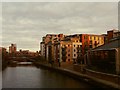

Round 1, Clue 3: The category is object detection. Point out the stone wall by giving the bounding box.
[85,69,120,84]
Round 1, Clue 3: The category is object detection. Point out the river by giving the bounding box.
[2,66,96,88]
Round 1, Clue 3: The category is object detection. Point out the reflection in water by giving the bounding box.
[3,66,93,88]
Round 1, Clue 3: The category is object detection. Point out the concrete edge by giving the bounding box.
[36,63,120,89]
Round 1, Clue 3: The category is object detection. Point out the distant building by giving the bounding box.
[0,47,7,54]
[16,49,39,57]
[9,44,17,53]
[0,47,8,61]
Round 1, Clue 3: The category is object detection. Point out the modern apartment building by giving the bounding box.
[41,34,65,63]
[60,40,72,62]
[40,33,105,64]
[89,34,104,49]
[40,41,45,57]
[45,34,57,62]
[71,37,82,63]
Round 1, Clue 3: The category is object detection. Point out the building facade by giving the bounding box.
[107,29,120,42]
[40,42,45,57]
[40,33,105,65]
[71,37,82,63]
[89,34,104,49]
[9,44,17,57]
[85,36,120,74]
[9,44,17,53]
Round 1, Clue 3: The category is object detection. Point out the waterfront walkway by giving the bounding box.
[61,62,120,89]
[35,61,120,89]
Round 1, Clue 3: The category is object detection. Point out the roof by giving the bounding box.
[107,29,119,33]
[40,42,45,44]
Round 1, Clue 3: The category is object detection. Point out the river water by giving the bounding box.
[2,66,95,88]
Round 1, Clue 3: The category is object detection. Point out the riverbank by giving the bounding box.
[33,61,120,89]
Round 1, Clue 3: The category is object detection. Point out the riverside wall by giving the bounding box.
[34,62,120,89]
[73,64,120,84]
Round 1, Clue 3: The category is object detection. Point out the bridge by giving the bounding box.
[8,56,35,67]
[17,62,34,66]
[8,56,35,62]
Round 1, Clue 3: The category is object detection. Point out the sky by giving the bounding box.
[2,2,118,51]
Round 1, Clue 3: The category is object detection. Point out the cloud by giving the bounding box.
[2,2,118,51]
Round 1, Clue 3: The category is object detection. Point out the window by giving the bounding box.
[84,36,86,39]
[68,49,70,52]
[90,36,92,40]
[68,59,70,61]
[68,54,70,56]
[68,44,70,47]
[74,45,76,47]
[80,38,82,42]
[98,41,99,44]
[98,37,99,40]
[74,54,76,57]
[90,45,92,48]
[99,37,101,40]
[84,35,88,39]
[74,49,76,52]
[90,40,92,44]
[84,42,88,46]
